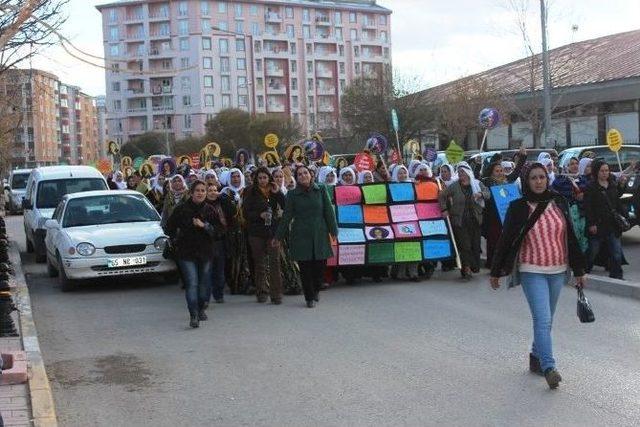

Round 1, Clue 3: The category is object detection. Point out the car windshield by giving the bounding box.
[11,173,29,189]
[63,194,160,228]
[36,178,107,209]
[589,148,640,172]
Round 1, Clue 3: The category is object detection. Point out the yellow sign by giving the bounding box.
[607,129,623,153]
[445,140,464,164]
[120,156,133,170]
[321,151,331,166]
[205,142,221,158]
[264,133,279,148]
[177,155,191,166]
[284,144,304,163]
[261,151,281,167]
[403,139,420,160]
[139,161,156,178]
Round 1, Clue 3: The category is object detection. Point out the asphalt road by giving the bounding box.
[589,226,640,282]
[5,215,640,427]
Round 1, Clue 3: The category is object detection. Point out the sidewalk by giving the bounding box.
[0,240,57,427]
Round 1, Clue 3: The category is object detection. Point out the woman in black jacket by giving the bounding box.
[242,167,286,304]
[204,183,233,304]
[490,163,586,390]
[583,160,625,279]
[165,180,221,328]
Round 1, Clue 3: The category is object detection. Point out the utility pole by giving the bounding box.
[540,0,552,148]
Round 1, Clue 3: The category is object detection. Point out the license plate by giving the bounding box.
[107,256,147,268]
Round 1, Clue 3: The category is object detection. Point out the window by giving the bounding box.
[178,1,188,15]
[286,25,294,38]
[237,58,246,70]
[203,56,213,69]
[183,95,191,106]
[237,76,247,88]
[335,28,343,41]
[354,46,359,57]
[235,3,242,17]
[201,1,210,15]
[219,21,228,31]
[238,95,248,107]
[384,47,389,58]
[257,95,264,108]
[291,60,297,72]
[219,38,228,53]
[339,62,345,74]
[178,20,189,35]
[221,76,230,91]
[303,25,310,38]
[202,37,212,50]
[222,94,231,108]
[350,29,358,40]
[235,21,243,33]
[355,63,360,73]
[179,38,189,50]
[256,77,263,89]
[250,4,258,16]
[109,26,119,41]
[255,59,262,71]
[202,19,211,32]
[302,8,310,22]
[339,79,345,90]
[292,96,298,108]
[339,45,344,56]
[285,7,293,18]
[181,76,191,90]
[109,44,119,56]
[161,59,172,69]
[307,78,313,91]
[349,12,357,23]
[291,78,298,90]
[290,42,296,54]
[184,114,192,128]
[251,22,260,36]
[218,2,226,13]
[335,11,342,23]
[181,57,189,68]
[380,31,387,42]
[308,96,314,108]
[109,9,118,22]
[113,100,121,111]
[306,43,312,54]
[204,75,214,88]
[253,40,261,52]
[235,39,245,51]
[306,61,313,73]
[221,57,230,72]
[111,82,120,91]
[379,14,387,25]
[204,94,214,106]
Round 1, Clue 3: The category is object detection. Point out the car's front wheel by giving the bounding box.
[46,253,58,278]
[57,253,76,292]
[25,229,34,253]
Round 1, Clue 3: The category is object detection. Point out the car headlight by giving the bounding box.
[76,242,96,256]
[154,237,168,251]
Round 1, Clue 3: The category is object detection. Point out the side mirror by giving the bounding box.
[44,219,59,229]
[22,199,32,210]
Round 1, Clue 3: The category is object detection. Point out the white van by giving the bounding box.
[23,166,108,262]
[4,168,31,214]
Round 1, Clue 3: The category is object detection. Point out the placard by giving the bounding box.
[337,205,363,225]
[335,185,362,206]
[337,227,366,244]
[362,184,388,204]
[368,242,396,264]
[394,242,423,262]
[392,222,422,239]
[490,183,522,224]
[423,239,452,260]
[363,205,390,224]
[415,181,439,201]
[390,204,418,223]
[415,203,442,220]
[339,244,366,265]
[389,183,415,202]
[419,220,448,236]
[365,225,395,241]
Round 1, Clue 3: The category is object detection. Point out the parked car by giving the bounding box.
[4,169,31,214]
[557,145,640,173]
[44,190,176,291]
[23,166,108,263]
[468,148,559,177]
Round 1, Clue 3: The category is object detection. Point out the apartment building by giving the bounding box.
[97,0,392,144]
[0,69,101,169]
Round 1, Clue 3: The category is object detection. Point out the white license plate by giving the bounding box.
[107,256,147,268]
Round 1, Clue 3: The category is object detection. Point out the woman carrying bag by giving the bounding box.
[490,163,587,390]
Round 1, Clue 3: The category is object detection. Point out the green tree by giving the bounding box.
[121,132,166,158]
[172,135,205,155]
[248,114,302,153]
[204,109,251,156]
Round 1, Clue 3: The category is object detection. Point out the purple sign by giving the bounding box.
[365,133,388,154]
[479,108,500,129]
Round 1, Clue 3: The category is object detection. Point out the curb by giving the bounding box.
[586,273,640,301]
[8,241,58,427]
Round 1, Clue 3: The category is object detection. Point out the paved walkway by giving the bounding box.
[0,311,32,426]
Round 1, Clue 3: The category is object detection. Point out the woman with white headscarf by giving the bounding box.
[221,168,245,202]
[413,163,434,183]
[338,167,357,185]
[357,170,374,184]
[391,164,412,183]
[390,164,419,281]
[113,171,127,190]
[438,164,457,187]
[540,158,556,185]
[161,175,190,227]
[317,166,337,186]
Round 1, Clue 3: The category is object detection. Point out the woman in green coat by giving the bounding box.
[275,165,338,308]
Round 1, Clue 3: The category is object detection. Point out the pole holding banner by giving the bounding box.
[391,108,403,163]
[436,178,462,270]
[478,108,500,152]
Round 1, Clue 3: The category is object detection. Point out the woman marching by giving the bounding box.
[204,183,233,304]
[242,167,286,304]
[439,162,490,280]
[165,180,223,328]
[275,165,338,308]
[490,163,586,389]
[390,165,420,281]
[161,175,189,227]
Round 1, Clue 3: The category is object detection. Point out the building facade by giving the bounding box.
[0,69,101,169]
[97,0,392,145]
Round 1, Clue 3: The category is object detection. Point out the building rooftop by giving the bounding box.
[416,29,640,102]
[96,0,391,13]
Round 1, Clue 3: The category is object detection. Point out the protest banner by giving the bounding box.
[490,183,522,223]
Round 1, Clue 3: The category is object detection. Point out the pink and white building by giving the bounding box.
[97,0,392,144]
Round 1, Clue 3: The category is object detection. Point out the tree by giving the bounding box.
[121,132,165,158]
[248,114,301,153]
[172,135,205,155]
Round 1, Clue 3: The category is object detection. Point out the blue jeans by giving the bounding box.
[520,272,565,372]
[588,233,623,279]
[177,258,212,316]
[210,241,226,302]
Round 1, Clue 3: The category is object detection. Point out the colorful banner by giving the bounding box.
[329,182,454,265]
[490,183,522,224]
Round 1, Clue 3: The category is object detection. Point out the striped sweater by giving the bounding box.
[518,201,568,274]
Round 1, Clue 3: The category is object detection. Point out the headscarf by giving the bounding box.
[414,163,433,179]
[317,166,337,186]
[222,168,245,201]
[501,161,515,175]
[438,164,457,187]
[540,158,556,185]
[114,171,127,190]
[391,165,411,182]
[521,162,554,203]
[408,160,422,178]
[204,169,218,182]
[457,161,484,207]
[169,175,188,204]
[338,167,356,185]
[357,170,374,184]
[151,176,164,194]
[537,152,552,163]
[578,158,593,176]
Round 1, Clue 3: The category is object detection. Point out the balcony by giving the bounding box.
[126,31,146,41]
[149,29,171,39]
[151,85,173,95]
[266,81,287,95]
[266,102,286,113]
[265,12,282,22]
[125,13,144,22]
[127,105,148,114]
[316,85,336,95]
[148,10,170,21]
[316,68,333,78]
[315,16,331,26]
[363,19,377,29]
[152,104,174,112]
[149,48,174,57]
[265,67,284,77]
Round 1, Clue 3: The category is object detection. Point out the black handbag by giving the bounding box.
[162,239,176,260]
[601,190,631,233]
[577,288,595,323]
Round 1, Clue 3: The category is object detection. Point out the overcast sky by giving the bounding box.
[31,0,640,96]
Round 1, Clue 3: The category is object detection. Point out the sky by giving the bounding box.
[31,0,640,97]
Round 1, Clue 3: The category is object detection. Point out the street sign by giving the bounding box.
[607,128,623,152]
[391,109,399,132]
[445,140,464,164]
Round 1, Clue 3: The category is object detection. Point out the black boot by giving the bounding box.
[189,314,199,328]
[544,368,562,389]
[306,300,315,308]
[198,309,208,321]
[529,353,543,376]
